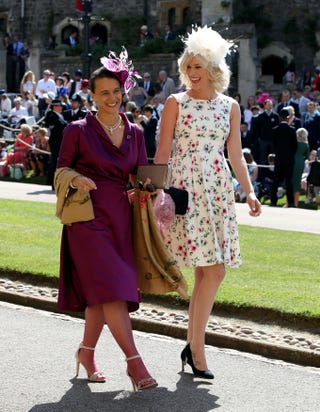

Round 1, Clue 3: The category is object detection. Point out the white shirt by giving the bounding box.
[1,97,12,116]
[9,106,28,124]
[36,78,57,98]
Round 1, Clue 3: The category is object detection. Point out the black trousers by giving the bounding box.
[270,160,294,206]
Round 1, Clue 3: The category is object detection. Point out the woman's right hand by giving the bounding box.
[71,175,97,193]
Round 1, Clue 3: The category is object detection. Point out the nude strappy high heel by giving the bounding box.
[126,355,158,393]
[75,343,106,382]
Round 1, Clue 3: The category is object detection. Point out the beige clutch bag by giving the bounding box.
[136,164,168,189]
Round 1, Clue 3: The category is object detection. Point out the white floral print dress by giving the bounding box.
[164,92,241,268]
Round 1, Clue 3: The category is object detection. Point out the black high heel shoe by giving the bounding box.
[181,343,214,379]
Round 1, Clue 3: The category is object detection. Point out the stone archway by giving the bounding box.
[261,55,286,84]
[259,42,293,84]
[90,23,108,45]
[52,18,82,44]
[52,18,110,47]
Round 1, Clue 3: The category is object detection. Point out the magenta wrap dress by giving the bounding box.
[57,112,148,312]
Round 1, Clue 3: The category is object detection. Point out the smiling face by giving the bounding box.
[185,56,210,91]
[91,76,122,117]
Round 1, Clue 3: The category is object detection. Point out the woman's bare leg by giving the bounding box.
[102,300,154,384]
[78,304,105,376]
[187,264,225,370]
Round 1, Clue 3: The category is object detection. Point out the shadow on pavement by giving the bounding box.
[28,373,220,412]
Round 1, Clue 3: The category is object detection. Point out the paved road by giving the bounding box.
[1,301,320,412]
[1,181,319,233]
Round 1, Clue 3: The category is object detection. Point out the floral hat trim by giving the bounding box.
[181,25,234,67]
[100,46,140,93]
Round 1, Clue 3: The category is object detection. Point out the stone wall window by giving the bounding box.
[61,25,79,46]
[262,56,286,84]
[168,8,176,28]
[90,23,108,45]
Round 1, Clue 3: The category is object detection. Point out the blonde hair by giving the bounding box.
[286,105,295,117]
[37,127,48,137]
[20,124,32,136]
[296,127,308,143]
[178,52,231,93]
[22,70,35,84]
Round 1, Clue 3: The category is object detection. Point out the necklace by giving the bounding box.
[96,114,122,135]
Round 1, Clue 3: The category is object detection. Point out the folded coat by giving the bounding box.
[54,167,95,225]
[133,189,188,299]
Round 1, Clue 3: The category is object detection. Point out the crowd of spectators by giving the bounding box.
[232,73,320,206]
[0,54,319,207]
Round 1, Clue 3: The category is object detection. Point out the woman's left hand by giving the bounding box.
[71,175,97,193]
[247,192,262,217]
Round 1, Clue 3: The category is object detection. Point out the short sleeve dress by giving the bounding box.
[164,92,241,268]
[57,112,148,312]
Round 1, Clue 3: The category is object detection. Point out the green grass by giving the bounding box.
[0,199,60,276]
[0,198,319,318]
[182,226,320,317]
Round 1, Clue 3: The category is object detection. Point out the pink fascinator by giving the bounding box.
[256,92,275,104]
[100,46,140,93]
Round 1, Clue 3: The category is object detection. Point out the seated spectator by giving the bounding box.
[7,97,28,128]
[6,124,33,170]
[0,139,9,176]
[234,148,259,201]
[0,139,7,161]
[306,154,320,203]
[258,153,275,201]
[29,127,50,177]
[23,90,39,118]
[301,149,317,192]
[0,92,12,118]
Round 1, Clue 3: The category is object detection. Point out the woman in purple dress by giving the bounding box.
[56,48,157,392]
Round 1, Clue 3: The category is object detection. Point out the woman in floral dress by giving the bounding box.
[154,26,261,379]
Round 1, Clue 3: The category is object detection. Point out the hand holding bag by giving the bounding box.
[136,164,168,189]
